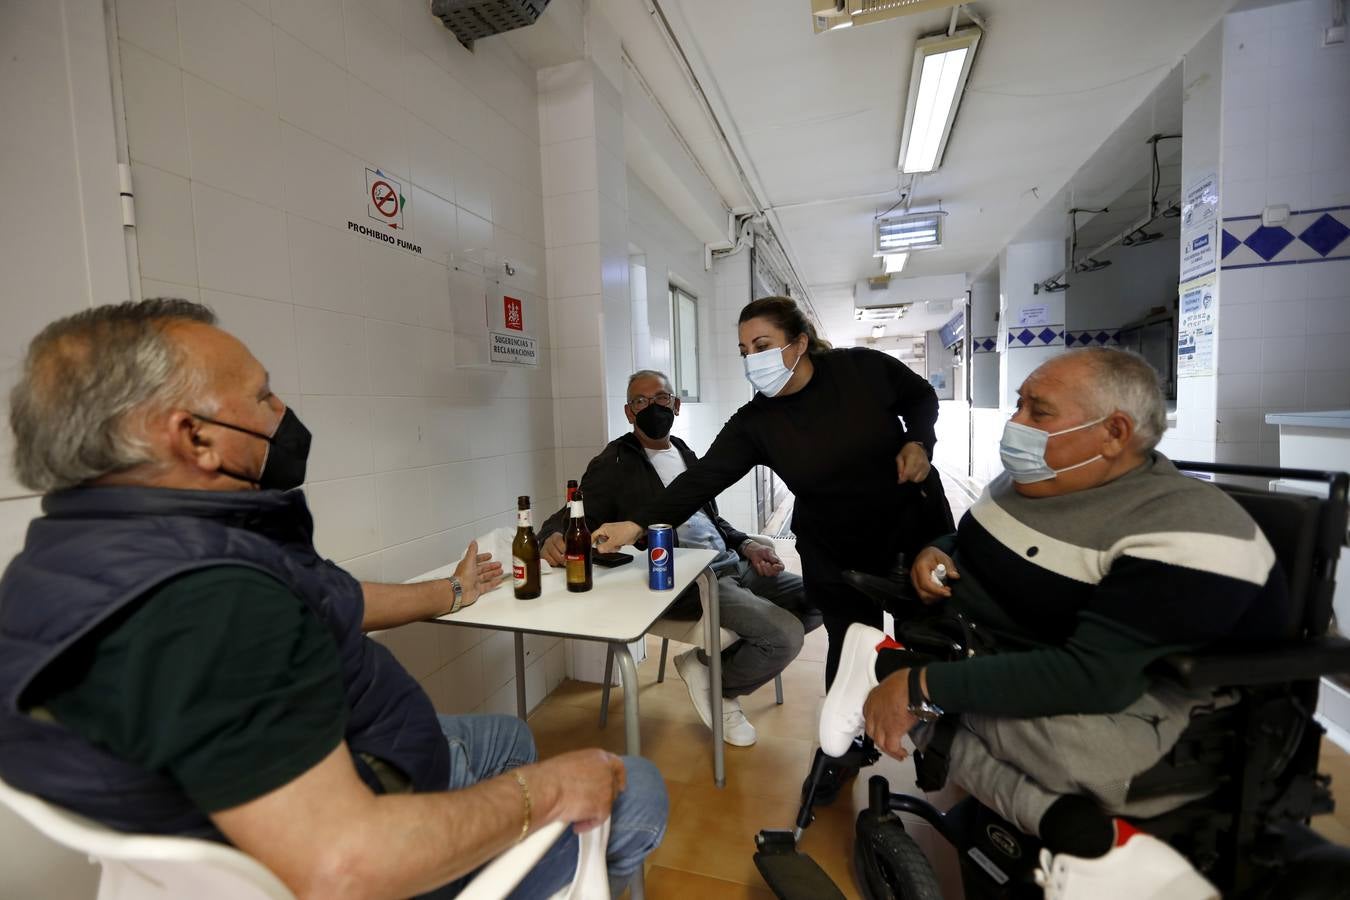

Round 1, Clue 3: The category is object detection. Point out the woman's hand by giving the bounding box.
[910,546,959,605]
[593,521,643,553]
[896,441,931,484]
[863,671,919,761]
[452,540,505,609]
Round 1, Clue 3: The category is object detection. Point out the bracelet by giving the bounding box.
[511,770,531,842]
[447,576,464,614]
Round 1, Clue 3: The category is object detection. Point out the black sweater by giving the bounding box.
[633,348,940,578]
[539,433,750,554]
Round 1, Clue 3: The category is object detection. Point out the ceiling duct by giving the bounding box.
[854,272,966,310]
[854,303,911,322]
[432,0,550,49]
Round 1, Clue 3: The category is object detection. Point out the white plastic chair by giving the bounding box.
[598,535,786,781]
[0,776,603,900]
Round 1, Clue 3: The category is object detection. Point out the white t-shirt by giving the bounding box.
[645,446,740,572]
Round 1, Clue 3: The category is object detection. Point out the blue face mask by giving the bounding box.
[999,415,1107,484]
[743,344,802,397]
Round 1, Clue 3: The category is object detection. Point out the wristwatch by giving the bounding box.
[907,667,944,722]
[447,576,464,614]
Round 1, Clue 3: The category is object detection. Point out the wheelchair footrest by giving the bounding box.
[754,829,846,900]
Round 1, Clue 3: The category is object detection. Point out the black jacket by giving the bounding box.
[540,432,751,555]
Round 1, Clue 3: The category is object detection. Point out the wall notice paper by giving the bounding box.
[1178,276,1217,378]
[1181,170,1218,231]
[489,331,538,366]
[1016,304,1051,327]
[1180,223,1218,282]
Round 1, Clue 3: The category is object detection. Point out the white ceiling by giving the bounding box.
[603,0,1237,342]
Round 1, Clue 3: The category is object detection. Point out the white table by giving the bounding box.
[409,548,721,769]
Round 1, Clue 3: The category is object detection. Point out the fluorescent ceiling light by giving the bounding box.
[883,252,908,274]
[899,28,982,174]
[874,211,946,255]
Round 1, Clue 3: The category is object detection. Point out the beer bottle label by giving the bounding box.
[513,557,527,586]
[565,554,586,581]
[517,509,531,528]
[569,499,585,518]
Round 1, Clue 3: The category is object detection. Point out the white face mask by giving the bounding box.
[742,344,801,397]
[999,415,1108,484]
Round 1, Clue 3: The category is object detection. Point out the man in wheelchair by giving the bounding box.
[817,348,1294,899]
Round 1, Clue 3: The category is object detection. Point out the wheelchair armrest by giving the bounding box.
[1153,635,1350,689]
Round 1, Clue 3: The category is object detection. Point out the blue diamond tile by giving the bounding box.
[1221,229,1242,259]
[1299,213,1350,257]
[1065,332,1078,347]
[1244,225,1295,261]
[1015,328,1035,345]
[982,338,996,352]
[1038,328,1057,344]
[1094,331,1110,345]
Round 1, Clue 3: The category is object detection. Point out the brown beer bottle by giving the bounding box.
[566,479,578,503]
[512,495,541,599]
[565,488,593,593]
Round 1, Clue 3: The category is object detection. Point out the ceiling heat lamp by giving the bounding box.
[874,210,946,256]
[812,1,969,35]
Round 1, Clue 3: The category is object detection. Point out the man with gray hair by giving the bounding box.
[819,348,1288,899]
[0,299,668,898]
[538,368,818,747]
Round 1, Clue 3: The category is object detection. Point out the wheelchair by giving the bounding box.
[754,462,1350,899]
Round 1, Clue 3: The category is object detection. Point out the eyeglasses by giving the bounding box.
[627,392,674,411]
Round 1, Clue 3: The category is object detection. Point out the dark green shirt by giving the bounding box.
[37,566,347,813]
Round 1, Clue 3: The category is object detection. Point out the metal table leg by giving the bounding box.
[703,569,725,788]
[611,642,641,756]
[609,641,644,898]
[514,632,527,719]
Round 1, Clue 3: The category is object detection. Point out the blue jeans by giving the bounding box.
[429,714,668,898]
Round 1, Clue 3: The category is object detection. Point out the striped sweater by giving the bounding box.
[924,453,1289,717]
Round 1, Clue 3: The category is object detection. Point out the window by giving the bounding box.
[670,285,700,402]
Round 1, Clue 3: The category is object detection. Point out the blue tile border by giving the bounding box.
[1006,326,1064,349]
[1064,329,1121,348]
[1221,204,1349,270]
[971,335,998,354]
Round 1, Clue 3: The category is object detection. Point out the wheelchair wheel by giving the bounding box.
[853,811,944,900]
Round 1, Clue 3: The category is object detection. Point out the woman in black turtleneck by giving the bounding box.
[594,296,942,688]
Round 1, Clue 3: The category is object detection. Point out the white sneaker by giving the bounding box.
[674,649,758,746]
[818,623,884,757]
[1034,833,1219,900]
[721,697,758,747]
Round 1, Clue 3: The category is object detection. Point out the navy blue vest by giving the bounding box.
[0,486,449,839]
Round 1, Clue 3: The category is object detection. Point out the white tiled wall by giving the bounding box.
[1214,0,1350,467]
[109,0,564,714]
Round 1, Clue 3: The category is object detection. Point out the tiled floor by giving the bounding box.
[528,526,1350,897]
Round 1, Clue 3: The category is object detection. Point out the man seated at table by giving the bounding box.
[0,299,667,899]
[818,348,1288,900]
[540,370,819,747]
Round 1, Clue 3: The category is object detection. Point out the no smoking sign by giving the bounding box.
[365,167,405,231]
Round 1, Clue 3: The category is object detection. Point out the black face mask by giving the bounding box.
[635,403,675,440]
[194,407,312,491]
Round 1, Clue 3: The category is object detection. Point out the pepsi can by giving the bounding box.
[647,525,675,590]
